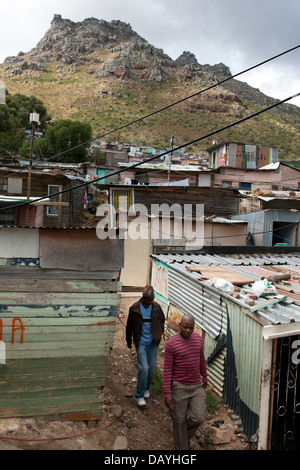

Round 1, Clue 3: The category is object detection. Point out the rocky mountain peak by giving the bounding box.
[175,51,200,67]
[2,14,233,84]
[1,14,299,137]
[3,15,141,72]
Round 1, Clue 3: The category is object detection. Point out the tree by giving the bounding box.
[5,93,50,132]
[42,119,92,162]
[0,92,51,155]
[19,119,93,162]
[90,148,107,165]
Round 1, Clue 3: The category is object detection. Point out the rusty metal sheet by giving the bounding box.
[40,229,124,271]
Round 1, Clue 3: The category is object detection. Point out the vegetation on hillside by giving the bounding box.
[0,91,92,162]
[1,67,300,160]
[0,92,50,155]
[19,118,92,162]
[1,15,299,160]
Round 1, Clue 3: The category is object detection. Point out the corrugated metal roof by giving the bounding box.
[205,217,247,224]
[151,252,300,327]
[168,267,222,338]
[152,252,300,267]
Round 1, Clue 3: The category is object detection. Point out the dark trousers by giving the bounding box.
[170,380,207,450]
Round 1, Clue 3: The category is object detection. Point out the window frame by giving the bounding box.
[47,184,61,217]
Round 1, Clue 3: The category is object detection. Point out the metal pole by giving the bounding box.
[168,136,175,183]
[25,112,39,225]
[25,122,34,225]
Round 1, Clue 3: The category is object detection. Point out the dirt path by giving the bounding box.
[0,294,250,451]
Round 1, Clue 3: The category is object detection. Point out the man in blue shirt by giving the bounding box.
[126,286,165,406]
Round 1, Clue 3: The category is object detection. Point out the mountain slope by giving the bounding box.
[1,14,299,159]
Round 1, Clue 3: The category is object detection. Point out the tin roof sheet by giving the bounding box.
[151,252,300,326]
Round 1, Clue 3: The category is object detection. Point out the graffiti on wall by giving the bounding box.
[151,261,168,299]
[0,318,25,345]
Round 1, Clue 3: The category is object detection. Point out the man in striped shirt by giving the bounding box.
[163,314,207,450]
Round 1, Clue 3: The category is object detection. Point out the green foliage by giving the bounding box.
[151,367,163,395]
[0,91,51,155]
[5,92,51,131]
[90,148,107,165]
[206,389,221,413]
[43,119,92,162]
[20,118,93,163]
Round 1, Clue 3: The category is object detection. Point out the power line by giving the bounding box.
[0,41,298,192]
[6,43,300,170]
[0,91,299,212]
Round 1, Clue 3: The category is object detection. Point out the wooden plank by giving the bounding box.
[5,337,114,351]
[2,331,115,344]
[0,376,107,393]
[0,279,122,293]
[0,359,108,378]
[0,267,120,280]
[30,201,69,206]
[0,400,104,419]
[0,388,104,416]
[0,383,104,401]
[0,265,122,419]
[0,356,109,376]
[1,324,116,341]
[250,296,287,312]
[0,309,118,320]
[0,322,116,333]
[186,265,255,286]
[0,292,120,306]
[4,346,112,360]
[0,355,109,418]
[0,366,109,386]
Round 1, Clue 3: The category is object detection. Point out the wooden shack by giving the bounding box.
[0,168,85,228]
[0,227,123,420]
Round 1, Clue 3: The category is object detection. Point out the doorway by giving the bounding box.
[272,221,297,246]
[269,336,300,449]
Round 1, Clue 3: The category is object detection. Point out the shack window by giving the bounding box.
[7,178,22,194]
[0,177,8,191]
[111,188,134,212]
[0,204,17,225]
[240,182,252,190]
[47,185,61,216]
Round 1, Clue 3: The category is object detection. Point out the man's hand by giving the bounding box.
[164,396,174,410]
[202,380,208,390]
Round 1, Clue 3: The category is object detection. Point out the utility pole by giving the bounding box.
[25,112,39,226]
[168,136,175,183]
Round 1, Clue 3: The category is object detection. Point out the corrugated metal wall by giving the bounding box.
[223,300,263,438]
[168,267,222,339]
[204,301,227,396]
[166,264,264,438]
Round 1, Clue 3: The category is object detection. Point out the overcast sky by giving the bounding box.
[1,0,300,106]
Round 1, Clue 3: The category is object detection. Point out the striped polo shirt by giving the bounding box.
[163,331,207,397]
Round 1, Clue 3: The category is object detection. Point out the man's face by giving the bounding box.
[179,316,194,339]
[142,291,154,307]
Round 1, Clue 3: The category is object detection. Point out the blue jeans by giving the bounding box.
[135,341,158,398]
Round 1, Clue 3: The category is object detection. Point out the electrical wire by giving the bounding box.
[3,43,300,173]
[0,43,299,189]
[117,209,300,245]
[0,91,299,212]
